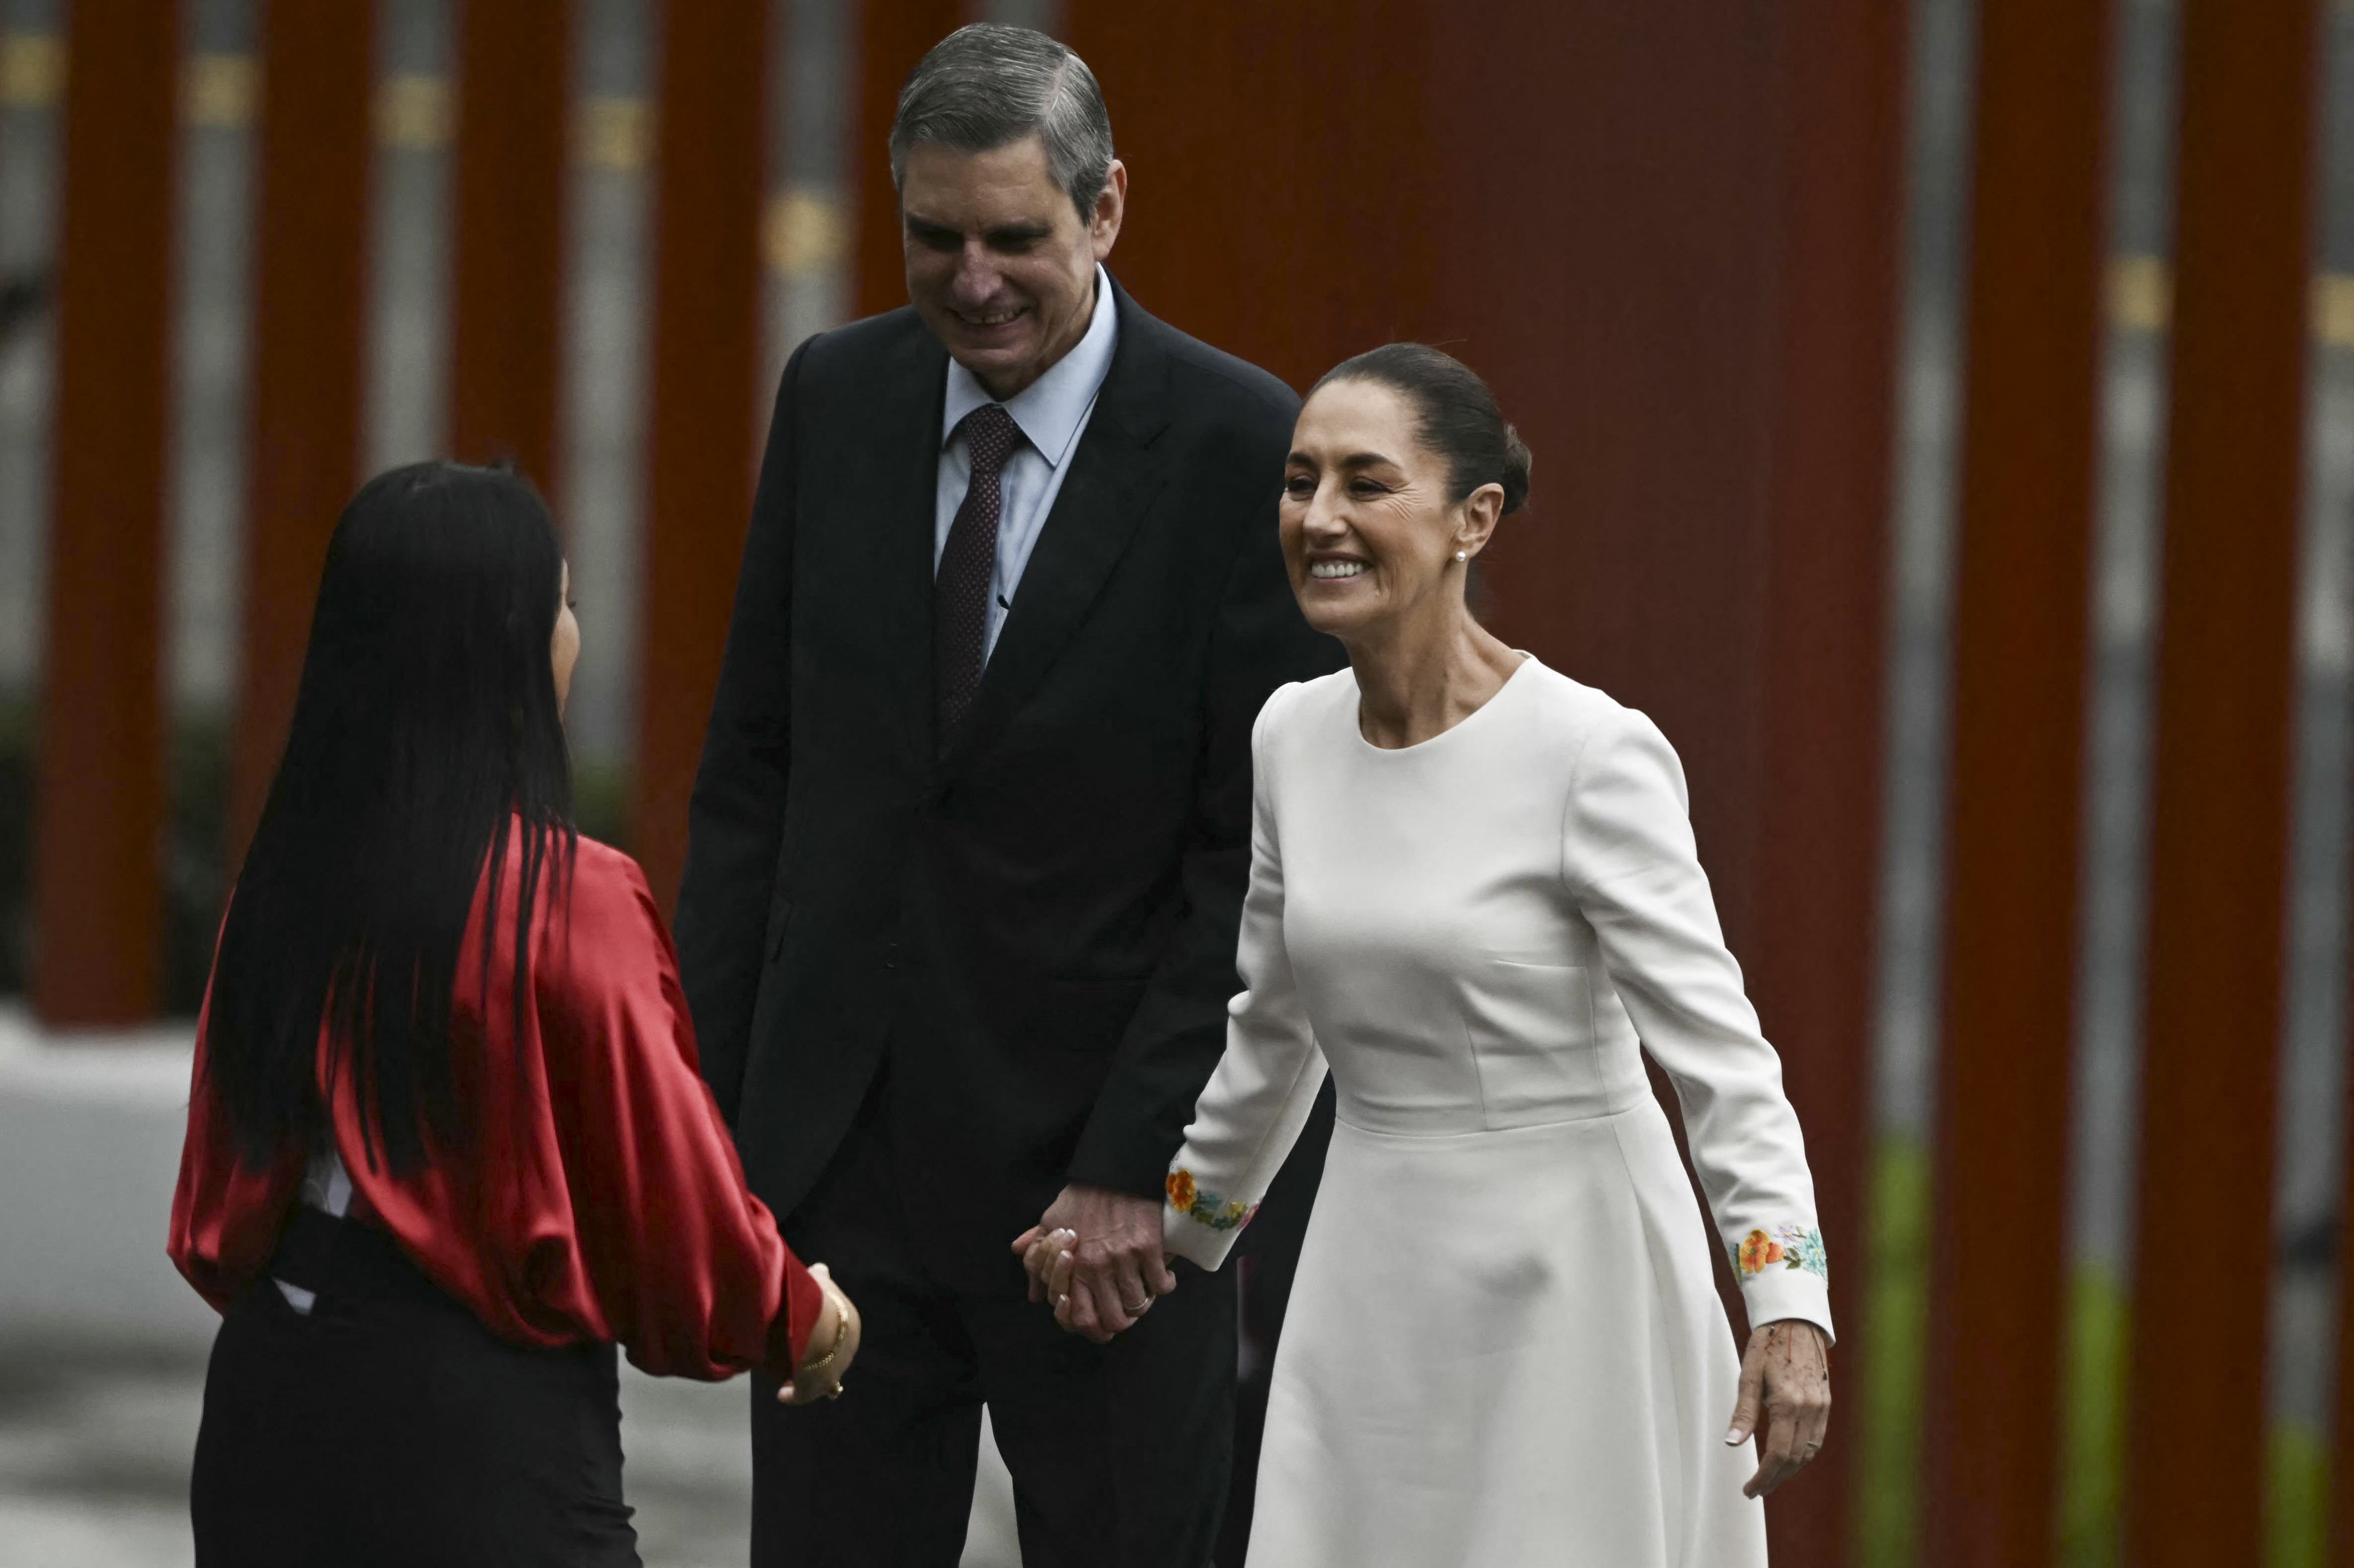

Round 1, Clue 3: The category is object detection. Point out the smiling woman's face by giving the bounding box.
[1281,378,1474,645]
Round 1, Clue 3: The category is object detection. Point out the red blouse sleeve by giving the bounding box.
[533,843,826,1378]
[167,985,306,1316]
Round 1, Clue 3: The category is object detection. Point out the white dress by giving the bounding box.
[1162,659,1834,1568]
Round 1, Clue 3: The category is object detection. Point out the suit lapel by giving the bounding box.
[943,282,1173,768]
[848,325,950,767]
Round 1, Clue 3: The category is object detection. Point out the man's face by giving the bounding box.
[900,135,1125,401]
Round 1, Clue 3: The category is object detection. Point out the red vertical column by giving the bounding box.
[1067,0,1435,391]
[233,0,377,861]
[449,0,573,494]
[1423,2,1786,914]
[32,0,183,1025]
[1061,2,1301,375]
[1919,3,2115,1565]
[850,0,963,322]
[632,0,771,913]
[2119,2,2321,1562]
[1743,7,1910,1561]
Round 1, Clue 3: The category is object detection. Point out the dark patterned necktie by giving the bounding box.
[934,403,1021,742]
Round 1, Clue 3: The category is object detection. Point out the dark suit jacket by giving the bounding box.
[675,276,1339,1292]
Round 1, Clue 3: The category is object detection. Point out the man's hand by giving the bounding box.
[1007,1184,1175,1344]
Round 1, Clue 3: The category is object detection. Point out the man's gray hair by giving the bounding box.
[889,25,1116,221]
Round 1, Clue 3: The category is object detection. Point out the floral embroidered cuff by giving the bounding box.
[1166,1168,1257,1233]
[1731,1225,1829,1286]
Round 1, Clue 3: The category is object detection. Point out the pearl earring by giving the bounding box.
[1454,550,1468,562]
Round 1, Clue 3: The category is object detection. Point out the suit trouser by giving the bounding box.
[751,1079,1236,1568]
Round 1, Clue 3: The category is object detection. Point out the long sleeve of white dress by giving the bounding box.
[1561,703,1833,1338]
[1161,690,1327,1271]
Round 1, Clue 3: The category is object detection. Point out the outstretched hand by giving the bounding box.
[1725,1318,1831,1498]
[776,1262,862,1406]
[1009,1184,1175,1344]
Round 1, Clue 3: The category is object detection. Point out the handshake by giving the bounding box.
[1008,1183,1179,1344]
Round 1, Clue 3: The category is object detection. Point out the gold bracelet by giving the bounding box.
[799,1292,850,1375]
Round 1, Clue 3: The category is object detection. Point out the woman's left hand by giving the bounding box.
[1725,1318,1831,1499]
[1014,1226,1079,1303]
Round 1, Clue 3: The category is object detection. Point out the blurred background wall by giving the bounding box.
[0,1,2351,1566]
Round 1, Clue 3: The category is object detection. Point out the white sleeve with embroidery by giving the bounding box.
[1161,696,1328,1272]
[1561,703,1835,1340]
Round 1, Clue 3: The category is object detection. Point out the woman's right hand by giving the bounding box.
[777,1262,861,1405]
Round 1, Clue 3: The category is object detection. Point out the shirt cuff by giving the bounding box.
[1729,1224,1835,1344]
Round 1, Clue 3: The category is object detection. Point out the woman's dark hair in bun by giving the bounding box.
[1310,343,1533,516]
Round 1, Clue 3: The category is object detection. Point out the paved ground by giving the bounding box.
[0,1341,207,1568]
[0,1336,1021,1568]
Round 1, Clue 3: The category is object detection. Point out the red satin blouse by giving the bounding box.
[168,830,824,1380]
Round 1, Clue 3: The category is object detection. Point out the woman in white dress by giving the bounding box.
[1035,343,1833,1564]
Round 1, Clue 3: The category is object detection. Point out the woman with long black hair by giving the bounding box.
[169,462,857,1566]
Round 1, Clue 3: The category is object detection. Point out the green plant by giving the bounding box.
[1857,1135,1931,1568]
[1853,1136,2333,1567]
[2057,1267,2129,1567]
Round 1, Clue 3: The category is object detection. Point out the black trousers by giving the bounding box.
[752,1080,1236,1568]
[190,1213,639,1568]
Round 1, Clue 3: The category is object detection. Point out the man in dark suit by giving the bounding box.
[674,23,1337,1567]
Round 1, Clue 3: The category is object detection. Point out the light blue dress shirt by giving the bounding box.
[935,263,1120,663]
